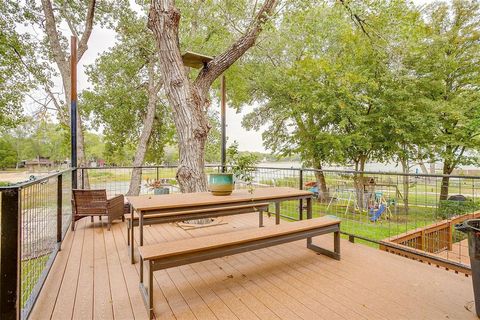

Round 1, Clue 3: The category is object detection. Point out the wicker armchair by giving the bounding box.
[72,189,125,231]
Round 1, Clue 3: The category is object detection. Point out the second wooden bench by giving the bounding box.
[138,216,341,319]
[127,202,270,263]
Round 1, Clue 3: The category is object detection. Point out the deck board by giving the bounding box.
[73,219,95,320]
[49,219,86,320]
[31,213,477,320]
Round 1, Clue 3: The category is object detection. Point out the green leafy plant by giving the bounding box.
[438,199,480,220]
[226,142,259,193]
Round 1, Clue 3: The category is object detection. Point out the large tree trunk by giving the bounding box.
[354,155,367,211]
[127,62,161,196]
[312,162,329,202]
[400,157,409,214]
[440,161,453,201]
[148,5,209,192]
[148,0,277,193]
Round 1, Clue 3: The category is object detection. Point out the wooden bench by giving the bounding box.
[127,202,270,254]
[138,217,340,319]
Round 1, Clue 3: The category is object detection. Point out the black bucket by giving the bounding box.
[456,219,480,317]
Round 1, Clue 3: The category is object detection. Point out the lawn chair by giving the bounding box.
[72,189,125,231]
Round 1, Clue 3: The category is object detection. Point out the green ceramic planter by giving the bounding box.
[208,173,234,196]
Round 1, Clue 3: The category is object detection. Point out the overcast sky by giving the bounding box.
[36,0,434,153]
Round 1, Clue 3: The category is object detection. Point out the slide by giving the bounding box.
[370,204,386,222]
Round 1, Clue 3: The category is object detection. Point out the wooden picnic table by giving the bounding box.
[126,186,313,263]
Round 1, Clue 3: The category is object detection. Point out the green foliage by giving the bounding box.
[438,200,480,220]
[0,1,37,128]
[407,1,480,173]
[226,142,259,192]
[0,118,105,165]
[83,10,175,166]
[0,138,17,169]
[243,2,421,170]
[205,111,222,164]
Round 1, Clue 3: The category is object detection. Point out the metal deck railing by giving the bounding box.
[1,165,479,318]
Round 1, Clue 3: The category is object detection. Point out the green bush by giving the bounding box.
[438,199,480,219]
[0,181,10,186]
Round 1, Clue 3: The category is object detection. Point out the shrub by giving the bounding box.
[438,199,480,219]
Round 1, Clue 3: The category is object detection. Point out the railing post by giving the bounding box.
[0,188,21,320]
[447,221,453,251]
[156,167,159,181]
[81,168,84,189]
[57,175,63,248]
[299,169,303,220]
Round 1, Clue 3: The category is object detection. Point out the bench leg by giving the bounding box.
[130,218,135,264]
[275,202,280,225]
[127,220,130,246]
[259,210,264,227]
[139,259,154,319]
[307,231,341,260]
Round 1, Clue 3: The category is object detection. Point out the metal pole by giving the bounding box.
[0,188,21,320]
[299,169,304,220]
[70,36,78,189]
[220,75,226,173]
[57,175,63,247]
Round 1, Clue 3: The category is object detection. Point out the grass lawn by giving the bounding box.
[21,253,51,307]
[271,200,440,248]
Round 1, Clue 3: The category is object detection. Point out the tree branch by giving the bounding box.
[41,0,68,71]
[77,0,96,62]
[194,0,278,92]
[62,2,79,37]
[338,0,371,38]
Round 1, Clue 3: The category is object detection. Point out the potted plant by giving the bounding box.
[209,142,259,195]
[145,178,171,195]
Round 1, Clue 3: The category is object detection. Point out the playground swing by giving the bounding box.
[368,191,393,222]
[326,188,362,216]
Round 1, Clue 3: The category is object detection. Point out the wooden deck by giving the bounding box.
[436,239,470,266]
[31,213,476,320]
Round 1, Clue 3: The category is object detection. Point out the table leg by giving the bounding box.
[130,209,135,264]
[259,209,264,227]
[299,198,303,220]
[139,211,144,248]
[275,202,280,225]
[307,197,313,246]
[307,197,312,219]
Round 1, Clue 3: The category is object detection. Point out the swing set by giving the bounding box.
[323,177,402,222]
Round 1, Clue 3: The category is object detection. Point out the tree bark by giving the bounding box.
[127,62,162,196]
[400,157,409,213]
[440,161,453,201]
[312,162,329,202]
[148,0,278,193]
[354,155,367,211]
